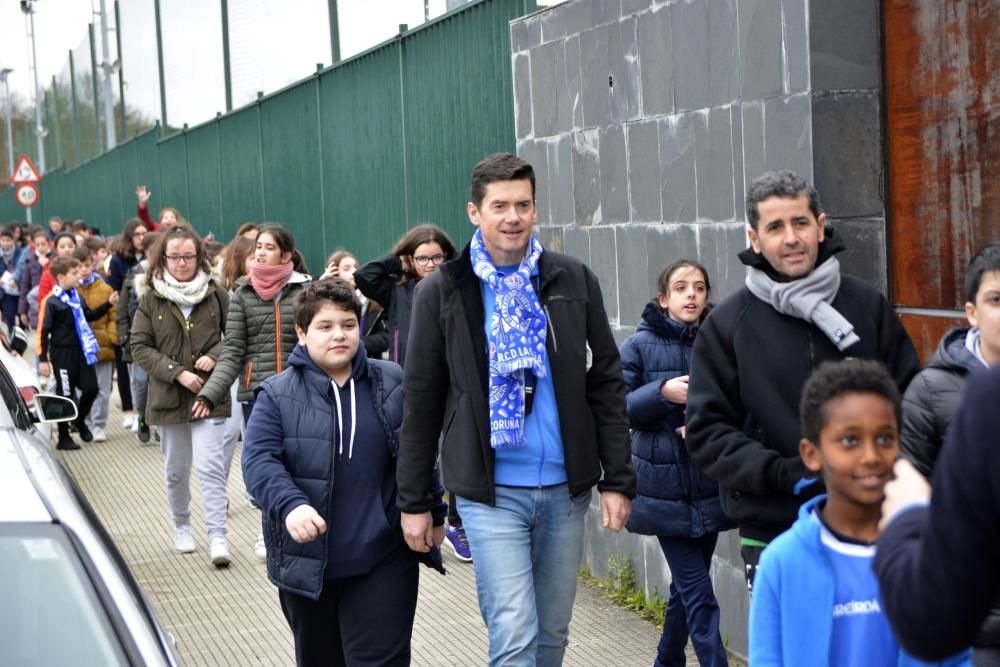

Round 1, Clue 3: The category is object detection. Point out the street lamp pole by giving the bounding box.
[21,0,46,174]
[1,69,14,183]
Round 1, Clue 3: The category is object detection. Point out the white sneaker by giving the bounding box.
[174,525,196,553]
[122,414,136,430]
[91,426,108,442]
[210,536,232,567]
[254,532,267,561]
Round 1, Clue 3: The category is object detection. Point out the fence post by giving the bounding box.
[89,22,102,154]
[397,25,410,226]
[153,0,168,130]
[328,0,341,64]
[221,0,233,112]
[114,1,127,138]
[69,49,81,167]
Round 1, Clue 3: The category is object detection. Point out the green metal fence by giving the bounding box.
[1,0,533,272]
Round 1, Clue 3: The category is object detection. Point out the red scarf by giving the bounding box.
[250,261,294,301]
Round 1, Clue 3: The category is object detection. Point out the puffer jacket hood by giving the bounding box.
[637,301,700,342]
[738,225,847,282]
[928,327,982,375]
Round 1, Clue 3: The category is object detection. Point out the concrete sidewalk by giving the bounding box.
[60,398,673,666]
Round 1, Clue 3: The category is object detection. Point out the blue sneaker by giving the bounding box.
[444,523,473,562]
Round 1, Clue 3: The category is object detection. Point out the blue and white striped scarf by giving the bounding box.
[52,285,100,366]
[470,230,547,449]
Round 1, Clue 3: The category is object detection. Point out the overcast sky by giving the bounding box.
[0,0,476,127]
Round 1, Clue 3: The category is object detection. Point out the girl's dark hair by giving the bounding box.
[148,226,212,281]
[236,222,259,237]
[965,242,1000,303]
[53,232,78,250]
[655,259,711,298]
[221,236,255,290]
[391,223,456,283]
[294,277,361,332]
[326,249,355,270]
[113,218,147,259]
[256,223,309,274]
[9,223,25,246]
[799,359,901,445]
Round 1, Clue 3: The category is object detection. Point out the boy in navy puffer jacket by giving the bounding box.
[620,260,733,667]
[242,278,446,667]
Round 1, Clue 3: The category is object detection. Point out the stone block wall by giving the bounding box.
[511,0,886,657]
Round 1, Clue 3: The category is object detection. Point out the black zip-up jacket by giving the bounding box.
[396,242,635,513]
[40,290,112,360]
[685,229,921,542]
[355,254,417,366]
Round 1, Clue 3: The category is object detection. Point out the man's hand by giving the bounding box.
[401,511,434,553]
[136,185,152,209]
[601,491,631,532]
[432,524,445,548]
[194,355,216,372]
[285,504,327,544]
[661,375,689,404]
[38,361,50,378]
[191,399,211,420]
[879,459,931,533]
[176,370,205,394]
[108,291,119,306]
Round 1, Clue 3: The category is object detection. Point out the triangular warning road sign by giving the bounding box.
[11,155,41,184]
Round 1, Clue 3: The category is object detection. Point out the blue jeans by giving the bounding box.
[457,484,590,667]
[655,533,728,667]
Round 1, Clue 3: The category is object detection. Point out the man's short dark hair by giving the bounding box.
[49,256,81,280]
[0,227,12,240]
[746,170,822,230]
[965,242,1000,303]
[294,277,362,332]
[469,152,535,208]
[799,359,901,444]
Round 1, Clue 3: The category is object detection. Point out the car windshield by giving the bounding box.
[0,525,128,666]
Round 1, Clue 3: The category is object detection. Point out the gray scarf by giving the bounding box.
[745,257,860,351]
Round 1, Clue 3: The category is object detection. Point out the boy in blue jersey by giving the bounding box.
[749,359,970,666]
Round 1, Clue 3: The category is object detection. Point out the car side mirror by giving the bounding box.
[33,394,79,423]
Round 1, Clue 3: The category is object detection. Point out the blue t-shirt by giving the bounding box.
[481,264,567,488]
[818,513,898,666]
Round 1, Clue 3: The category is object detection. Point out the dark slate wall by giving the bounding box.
[511,0,885,657]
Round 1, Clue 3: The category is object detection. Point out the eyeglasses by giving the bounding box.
[165,254,198,264]
[413,253,446,267]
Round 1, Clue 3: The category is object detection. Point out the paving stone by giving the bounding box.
[809,0,880,91]
[588,225,620,323]
[627,119,662,223]
[616,224,652,321]
[513,52,533,140]
[739,0,783,99]
[670,0,711,111]
[572,129,602,226]
[548,134,576,225]
[599,124,630,224]
[763,93,813,180]
[659,113,698,224]
[812,92,883,219]
[580,24,612,128]
[637,5,674,117]
[694,106,736,222]
[706,0,740,106]
[781,0,809,93]
[608,16,641,122]
[829,217,888,295]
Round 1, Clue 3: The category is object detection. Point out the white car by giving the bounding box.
[0,320,50,441]
[0,358,182,666]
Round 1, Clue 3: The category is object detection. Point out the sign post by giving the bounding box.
[10,154,41,224]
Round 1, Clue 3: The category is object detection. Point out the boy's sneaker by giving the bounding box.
[137,419,151,443]
[77,423,94,443]
[122,414,136,430]
[210,537,232,567]
[174,525,196,553]
[56,437,81,451]
[444,523,473,562]
[91,426,108,442]
[254,532,267,561]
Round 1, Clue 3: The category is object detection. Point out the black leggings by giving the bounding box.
[114,345,133,412]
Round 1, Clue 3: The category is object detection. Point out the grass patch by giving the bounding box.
[579,553,666,627]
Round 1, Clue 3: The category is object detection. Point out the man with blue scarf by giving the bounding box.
[38,256,117,450]
[398,152,636,666]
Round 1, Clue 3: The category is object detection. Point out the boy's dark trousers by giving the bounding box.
[1,293,18,331]
[49,345,99,440]
[278,545,418,667]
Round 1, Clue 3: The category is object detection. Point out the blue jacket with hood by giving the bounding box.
[750,495,970,666]
[242,343,446,600]
[619,301,732,537]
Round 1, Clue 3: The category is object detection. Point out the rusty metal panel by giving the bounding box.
[884,0,1000,311]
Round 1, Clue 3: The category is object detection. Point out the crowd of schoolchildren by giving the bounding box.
[5,163,998,667]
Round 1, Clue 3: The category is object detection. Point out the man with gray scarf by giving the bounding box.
[685,170,921,591]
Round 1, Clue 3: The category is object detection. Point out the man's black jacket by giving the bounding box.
[685,230,921,542]
[396,242,635,513]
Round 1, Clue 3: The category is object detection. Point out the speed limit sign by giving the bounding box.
[15,183,39,208]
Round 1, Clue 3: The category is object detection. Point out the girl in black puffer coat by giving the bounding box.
[619,260,732,667]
